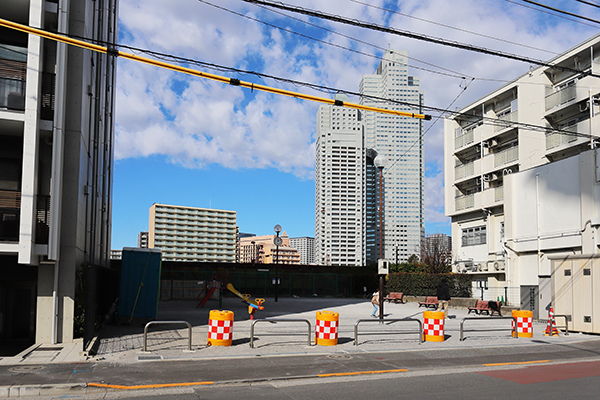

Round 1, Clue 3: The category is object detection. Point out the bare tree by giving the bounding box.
[420,234,452,274]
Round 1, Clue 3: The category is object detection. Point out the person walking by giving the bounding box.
[436,280,451,318]
[371,290,380,317]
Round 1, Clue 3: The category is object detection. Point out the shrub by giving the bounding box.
[387,272,472,298]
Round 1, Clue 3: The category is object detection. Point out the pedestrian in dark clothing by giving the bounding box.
[436,280,451,318]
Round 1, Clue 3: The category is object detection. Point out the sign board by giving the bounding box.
[378,259,389,275]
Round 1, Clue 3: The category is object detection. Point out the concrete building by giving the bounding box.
[148,204,237,262]
[444,34,600,315]
[239,233,300,265]
[289,236,315,265]
[360,49,426,262]
[315,95,378,266]
[137,231,149,248]
[109,250,122,260]
[0,0,117,346]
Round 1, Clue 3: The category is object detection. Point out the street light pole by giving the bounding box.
[374,155,387,322]
[274,224,282,302]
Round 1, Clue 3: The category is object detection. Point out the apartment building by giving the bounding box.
[289,236,315,265]
[444,34,600,314]
[0,0,117,347]
[315,94,378,266]
[148,203,237,262]
[137,231,149,248]
[360,49,426,262]
[239,233,300,265]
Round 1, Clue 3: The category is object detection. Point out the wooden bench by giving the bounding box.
[468,300,502,316]
[383,292,405,304]
[418,296,438,308]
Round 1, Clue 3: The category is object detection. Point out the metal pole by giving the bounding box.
[379,275,384,321]
[275,232,280,302]
[379,167,383,259]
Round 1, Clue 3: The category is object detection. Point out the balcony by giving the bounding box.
[494,146,518,167]
[0,190,21,242]
[454,161,475,180]
[455,194,475,211]
[454,127,475,150]
[0,55,26,111]
[494,110,518,133]
[545,85,590,114]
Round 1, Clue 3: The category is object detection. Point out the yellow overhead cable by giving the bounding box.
[0,18,431,120]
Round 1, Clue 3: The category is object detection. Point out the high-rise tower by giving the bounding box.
[360,49,425,262]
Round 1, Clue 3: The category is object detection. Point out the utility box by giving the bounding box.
[118,247,162,320]
[378,259,389,275]
[551,254,600,334]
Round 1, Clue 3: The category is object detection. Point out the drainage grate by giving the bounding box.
[35,347,63,351]
[327,354,352,360]
[138,354,163,361]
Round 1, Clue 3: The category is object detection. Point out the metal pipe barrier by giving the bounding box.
[460,316,517,341]
[554,314,569,335]
[354,318,423,345]
[143,321,192,352]
[250,319,312,348]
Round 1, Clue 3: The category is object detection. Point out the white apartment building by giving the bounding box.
[315,94,378,266]
[360,49,425,262]
[0,0,118,347]
[148,203,237,262]
[444,34,600,316]
[289,236,315,265]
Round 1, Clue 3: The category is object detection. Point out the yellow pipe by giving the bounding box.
[0,17,430,120]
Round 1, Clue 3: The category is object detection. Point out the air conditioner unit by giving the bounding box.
[488,139,499,148]
[494,261,505,271]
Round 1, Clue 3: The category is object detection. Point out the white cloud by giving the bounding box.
[115,0,600,222]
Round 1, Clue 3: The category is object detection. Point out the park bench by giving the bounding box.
[384,292,405,304]
[418,296,438,308]
[468,300,502,316]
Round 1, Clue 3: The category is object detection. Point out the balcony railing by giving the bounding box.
[454,128,475,149]
[546,128,578,150]
[0,190,21,242]
[494,146,519,167]
[494,110,518,132]
[455,162,475,180]
[495,186,504,202]
[455,194,475,211]
[545,85,576,111]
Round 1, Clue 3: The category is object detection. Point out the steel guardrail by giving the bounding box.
[460,316,517,341]
[143,321,192,352]
[250,319,312,348]
[354,318,423,345]
[553,314,569,335]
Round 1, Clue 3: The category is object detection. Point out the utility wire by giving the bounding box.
[575,0,600,9]
[502,0,600,28]
[521,0,600,25]
[241,0,600,78]
[1,17,596,142]
[0,17,430,120]
[349,0,559,55]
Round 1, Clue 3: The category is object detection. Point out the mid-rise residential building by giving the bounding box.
[289,236,315,265]
[315,94,378,266]
[137,231,149,248]
[110,250,122,260]
[239,233,300,265]
[360,49,426,262]
[0,0,118,346]
[148,204,237,262]
[444,33,600,316]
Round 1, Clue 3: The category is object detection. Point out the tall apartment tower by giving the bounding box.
[0,0,118,346]
[360,49,425,262]
[289,237,315,265]
[315,95,378,266]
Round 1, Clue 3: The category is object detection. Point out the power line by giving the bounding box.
[198,0,470,80]
[348,0,559,56]
[575,0,600,9]
[521,0,600,25]
[502,0,600,28]
[0,17,430,120]
[241,0,600,78]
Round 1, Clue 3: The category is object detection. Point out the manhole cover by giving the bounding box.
[327,354,352,360]
[8,366,45,373]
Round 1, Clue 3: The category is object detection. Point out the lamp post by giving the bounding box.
[274,224,282,302]
[374,155,387,321]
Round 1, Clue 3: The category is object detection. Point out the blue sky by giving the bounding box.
[111,0,600,249]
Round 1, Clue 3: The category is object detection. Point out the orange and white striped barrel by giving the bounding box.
[512,310,533,338]
[315,310,339,346]
[423,311,445,342]
[207,310,234,346]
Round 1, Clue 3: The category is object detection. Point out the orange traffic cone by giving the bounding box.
[544,307,559,337]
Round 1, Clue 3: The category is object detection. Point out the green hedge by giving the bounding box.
[387,273,472,298]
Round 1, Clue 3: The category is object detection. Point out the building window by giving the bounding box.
[462,226,486,247]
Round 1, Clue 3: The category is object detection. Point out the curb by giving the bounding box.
[0,383,106,398]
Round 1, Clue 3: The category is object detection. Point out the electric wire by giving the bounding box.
[521,0,600,25]
[348,0,559,55]
[241,0,600,78]
[575,0,600,9]
[0,17,430,120]
[502,0,600,28]
[1,17,596,142]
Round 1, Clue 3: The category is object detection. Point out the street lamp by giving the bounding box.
[274,224,282,302]
[374,154,387,321]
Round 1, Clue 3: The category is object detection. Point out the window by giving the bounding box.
[462,226,486,246]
